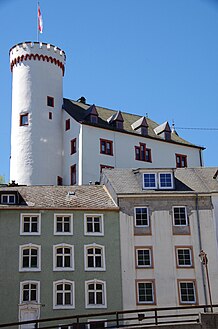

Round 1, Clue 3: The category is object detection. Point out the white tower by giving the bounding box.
[10,42,66,185]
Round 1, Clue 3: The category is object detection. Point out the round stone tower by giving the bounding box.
[10,42,66,185]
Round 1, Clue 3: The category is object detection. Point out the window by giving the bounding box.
[135,143,152,162]
[136,281,155,304]
[84,214,104,236]
[65,118,70,131]
[100,165,114,173]
[143,173,157,189]
[71,138,76,155]
[143,172,174,189]
[47,96,54,107]
[134,207,149,227]
[173,207,188,226]
[90,115,98,124]
[20,213,41,235]
[85,280,107,308]
[20,113,29,126]
[176,154,187,168]
[19,244,41,272]
[53,244,74,271]
[136,248,152,268]
[85,244,105,271]
[100,139,113,156]
[176,247,193,267]
[54,214,73,235]
[53,280,75,309]
[49,112,53,120]
[116,121,123,129]
[20,281,40,304]
[158,173,173,189]
[70,164,76,185]
[178,281,197,304]
[1,194,16,204]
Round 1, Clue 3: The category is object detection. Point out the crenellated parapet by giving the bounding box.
[10,42,66,75]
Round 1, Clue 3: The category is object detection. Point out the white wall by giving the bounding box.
[119,201,218,310]
[62,113,81,184]
[81,125,202,184]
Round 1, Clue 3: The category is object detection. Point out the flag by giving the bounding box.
[38,3,43,34]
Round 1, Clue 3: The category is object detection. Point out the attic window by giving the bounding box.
[90,115,98,124]
[140,127,148,136]
[116,121,123,129]
[143,172,174,190]
[131,117,148,136]
[1,194,16,204]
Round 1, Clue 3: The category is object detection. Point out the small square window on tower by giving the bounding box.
[47,96,54,107]
[49,112,52,120]
[20,113,29,126]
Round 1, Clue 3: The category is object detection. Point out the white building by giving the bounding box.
[101,167,218,311]
[10,42,204,186]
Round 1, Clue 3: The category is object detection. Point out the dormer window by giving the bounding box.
[85,105,99,124]
[116,121,123,129]
[158,173,173,189]
[154,121,171,141]
[143,172,173,190]
[1,194,16,204]
[131,117,148,136]
[107,110,124,130]
[140,127,148,136]
[90,115,98,124]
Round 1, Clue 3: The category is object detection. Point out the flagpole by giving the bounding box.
[37,1,39,42]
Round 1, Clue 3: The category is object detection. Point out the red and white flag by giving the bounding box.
[38,3,43,34]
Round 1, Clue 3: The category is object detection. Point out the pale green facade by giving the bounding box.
[0,208,122,323]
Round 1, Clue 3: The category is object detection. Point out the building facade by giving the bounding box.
[10,42,204,186]
[101,167,218,312]
[0,185,122,324]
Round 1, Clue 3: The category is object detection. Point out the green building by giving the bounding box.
[0,185,122,325]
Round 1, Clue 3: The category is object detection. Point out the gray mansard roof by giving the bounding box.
[101,167,218,195]
[63,98,204,149]
[0,185,118,210]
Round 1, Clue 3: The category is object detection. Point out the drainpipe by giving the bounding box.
[196,193,208,308]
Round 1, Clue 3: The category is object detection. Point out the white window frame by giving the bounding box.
[85,279,107,308]
[136,248,152,268]
[84,214,104,236]
[53,244,74,271]
[54,214,73,235]
[20,281,40,304]
[20,213,41,235]
[137,281,155,304]
[173,206,188,226]
[134,207,149,227]
[19,244,41,272]
[53,280,75,309]
[84,244,106,271]
[178,281,196,304]
[158,172,173,189]
[176,248,193,267]
[1,194,16,204]
[143,173,157,189]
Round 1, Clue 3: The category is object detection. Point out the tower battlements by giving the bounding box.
[10,42,66,76]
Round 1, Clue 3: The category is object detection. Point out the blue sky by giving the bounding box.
[0,0,218,182]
